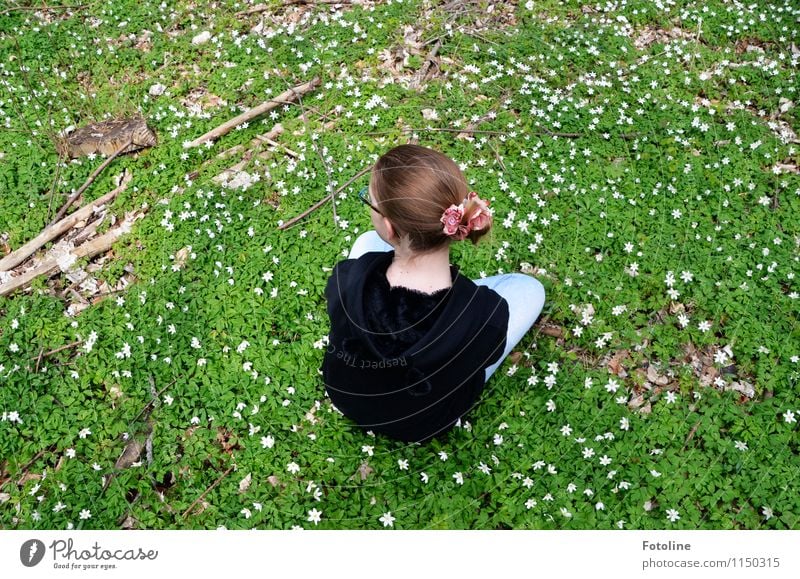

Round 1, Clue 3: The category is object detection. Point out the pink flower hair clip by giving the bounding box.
[440,191,491,240]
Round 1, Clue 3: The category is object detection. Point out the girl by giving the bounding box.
[321,144,545,443]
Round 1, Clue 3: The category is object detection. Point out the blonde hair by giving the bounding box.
[370,144,492,253]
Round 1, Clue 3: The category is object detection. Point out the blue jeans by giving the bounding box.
[348,231,546,381]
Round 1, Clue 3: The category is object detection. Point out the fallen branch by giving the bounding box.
[278,165,372,230]
[361,127,513,137]
[28,339,83,361]
[359,127,644,140]
[0,210,145,298]
[412,39,442,91]
[0,3,89,16]
[211,123,285,163]
[184,77,321,148]
[51,137,132,225]
[130,377,178,425]
[0,170,131,273]
[236,0,352,15]
[181,463,236,519]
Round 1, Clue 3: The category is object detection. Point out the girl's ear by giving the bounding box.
[382,216,398,242]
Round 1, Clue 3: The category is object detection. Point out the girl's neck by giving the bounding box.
[387,242,452,294]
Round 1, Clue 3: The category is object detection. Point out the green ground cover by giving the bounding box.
[0,0,798,529]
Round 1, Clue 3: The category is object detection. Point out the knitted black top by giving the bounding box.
[321,250,509,442]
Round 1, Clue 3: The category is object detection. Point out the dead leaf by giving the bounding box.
[726,380,755,398]
[175,246,189,268]
[646,364,670,386]
[628,393,645,410]
[238,473,252,494]
[17,472,42,485]
[607,349,630,377]
[540,326,564,338]
[115,439,144,470]
[120,515,138,529]
[356,462,373,481]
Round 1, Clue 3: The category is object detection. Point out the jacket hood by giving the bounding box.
[333,250,487,363]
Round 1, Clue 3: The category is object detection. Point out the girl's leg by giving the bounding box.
[472,273,546,381]
[348,230,394,260]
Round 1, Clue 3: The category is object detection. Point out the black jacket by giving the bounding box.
[321,250,509,442]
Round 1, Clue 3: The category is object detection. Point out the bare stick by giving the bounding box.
[131,377,178,425]
[0,211,145,298]
[278,165,372,230]
[412,39,442,90]
[34,348,44,373]
[181,463,236,519]
[184,77,321,148]
[0,171,131,272]
[28,339,83,361]
[0,4,90,16]
[51,138,132,225]
[358,126,642,140]
[211,124,285,162]
[236,0,351,15]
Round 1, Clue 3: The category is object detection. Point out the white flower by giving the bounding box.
[605,378,619,393]
[438,451,448,461]
[397,459,409,471]
[420,472,429,484]
[261,435,275,449]
[453,472,464,485]
[665,391,677,404]
[379,512,395,528]
[78,428,91,439]
[493,433,504,445]
[734,440,748,451]
[620,417,630,431]
[582,447,595,459]
[698,320,712,332]
[560,424,573,436]
[783,410,796,424]
[525,498,537,509]
[761,506,773,520]
[79,509,91,520]
[362,445,374,457]
[287,462,300,474]
[666,508,680,523]
[599,455,612,466]
[307,508,322,525]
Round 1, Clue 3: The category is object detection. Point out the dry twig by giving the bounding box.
[51,137,132,225]
[278,165,372,230]
[184,77,321,148]
[0,170,131,272]
[181,463,236,519]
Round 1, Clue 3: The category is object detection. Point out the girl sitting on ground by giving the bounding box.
[321,144,546,443]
